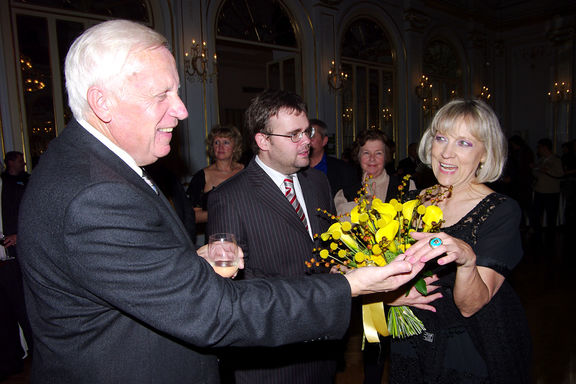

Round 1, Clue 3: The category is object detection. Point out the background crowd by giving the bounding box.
[1,18,575,384]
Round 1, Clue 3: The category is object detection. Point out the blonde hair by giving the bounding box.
[418,99,507,183]
[206,125,243,162]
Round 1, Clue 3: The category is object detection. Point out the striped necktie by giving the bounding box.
[283,176,308,230]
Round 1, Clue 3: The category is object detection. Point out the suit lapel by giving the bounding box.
[298,170,322,235]
[63,121,190,240]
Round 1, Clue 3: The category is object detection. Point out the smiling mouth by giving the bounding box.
[440,162,457,171]
[158,128,173,133]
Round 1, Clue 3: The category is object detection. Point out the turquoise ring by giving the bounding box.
[429,237,442,249]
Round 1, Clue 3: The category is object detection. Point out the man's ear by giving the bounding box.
[86,86,112,123]
[322,135,329,147]
[255,132,270,152]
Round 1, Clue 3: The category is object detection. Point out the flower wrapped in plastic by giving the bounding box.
[308,176,448,339]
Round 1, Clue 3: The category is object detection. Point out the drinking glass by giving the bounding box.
[207,233,239,278]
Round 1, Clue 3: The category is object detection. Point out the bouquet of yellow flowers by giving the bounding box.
[308,176,448,339]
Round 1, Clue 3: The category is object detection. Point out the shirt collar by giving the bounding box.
[255,155,299,189]
[78,119,143,177]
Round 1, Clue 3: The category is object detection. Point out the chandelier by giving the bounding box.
[20,55,46,92]
[548,81,571,103]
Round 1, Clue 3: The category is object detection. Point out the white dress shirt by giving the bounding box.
[255,155,313,239]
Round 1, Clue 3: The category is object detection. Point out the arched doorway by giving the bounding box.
[215,0,302,158]
[340,17,395,152]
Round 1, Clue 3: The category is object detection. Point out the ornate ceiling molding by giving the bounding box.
[404,8,431,33]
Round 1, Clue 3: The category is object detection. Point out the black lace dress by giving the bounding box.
[390,193,531,384]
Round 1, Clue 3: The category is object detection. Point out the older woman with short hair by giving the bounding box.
[334,129,414,216]
[389,99,531,383]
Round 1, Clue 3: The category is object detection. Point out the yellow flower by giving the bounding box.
[341,221,352,232]
[354,252,367,263]
[350,204,361,223]
[402,199,420,223]
[350,200,370,223]
[393,201,403,212]
[321,222,343,241]
[372,244,382,255]
[372,255,387,266]
[330,242,338,250]
[376,219,399,243]
[340,233,360,252]
[422,205,443,231]
[320,249,329,259]
[375,216,393,229]
[322,223,361,252]
[398,242,410,252]
[372,199,397,218]
[417,205,426,215]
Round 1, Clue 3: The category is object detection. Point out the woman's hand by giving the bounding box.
[404,231,504,317]
[387,275,443,312]
[404,231,476,270]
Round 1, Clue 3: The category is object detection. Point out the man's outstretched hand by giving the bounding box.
[344,254,426,297]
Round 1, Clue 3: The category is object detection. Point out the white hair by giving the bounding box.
[64,20,167,120]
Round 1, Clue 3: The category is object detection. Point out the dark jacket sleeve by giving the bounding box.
[63,182,351,348]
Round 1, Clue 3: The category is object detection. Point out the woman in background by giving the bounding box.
[334,129,415,216]
[187,125,244,241]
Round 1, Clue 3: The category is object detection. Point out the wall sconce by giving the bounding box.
[328,60,348,91]
[421,97,440,115]
[415,75,439,115]
[184,39,218,82]
[547,81,571,103]
[382,107,393,123]
[342,107,353,122]
[478,86,491,101]
[415,75,432,101]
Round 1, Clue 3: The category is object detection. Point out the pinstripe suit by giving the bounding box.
[208,158,342,384]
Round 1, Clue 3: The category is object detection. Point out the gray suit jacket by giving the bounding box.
[18,120,351,384]
[207,159,341,383]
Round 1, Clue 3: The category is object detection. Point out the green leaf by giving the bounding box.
[414,278,428,296]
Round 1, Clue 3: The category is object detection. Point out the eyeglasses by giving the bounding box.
[266,126,315,143]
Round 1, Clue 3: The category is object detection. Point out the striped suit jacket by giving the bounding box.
[207,158,341,384]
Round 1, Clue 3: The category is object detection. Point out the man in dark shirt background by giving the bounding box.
[308,118,359,197]
[1,151,29,255]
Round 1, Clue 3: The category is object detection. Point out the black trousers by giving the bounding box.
[0,260,33,380]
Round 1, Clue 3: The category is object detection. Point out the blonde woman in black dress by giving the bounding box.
[389,99,531,383]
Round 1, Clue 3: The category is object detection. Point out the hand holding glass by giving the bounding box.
[207,233,240,278]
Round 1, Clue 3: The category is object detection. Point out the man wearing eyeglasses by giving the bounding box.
[207,89,340,384]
